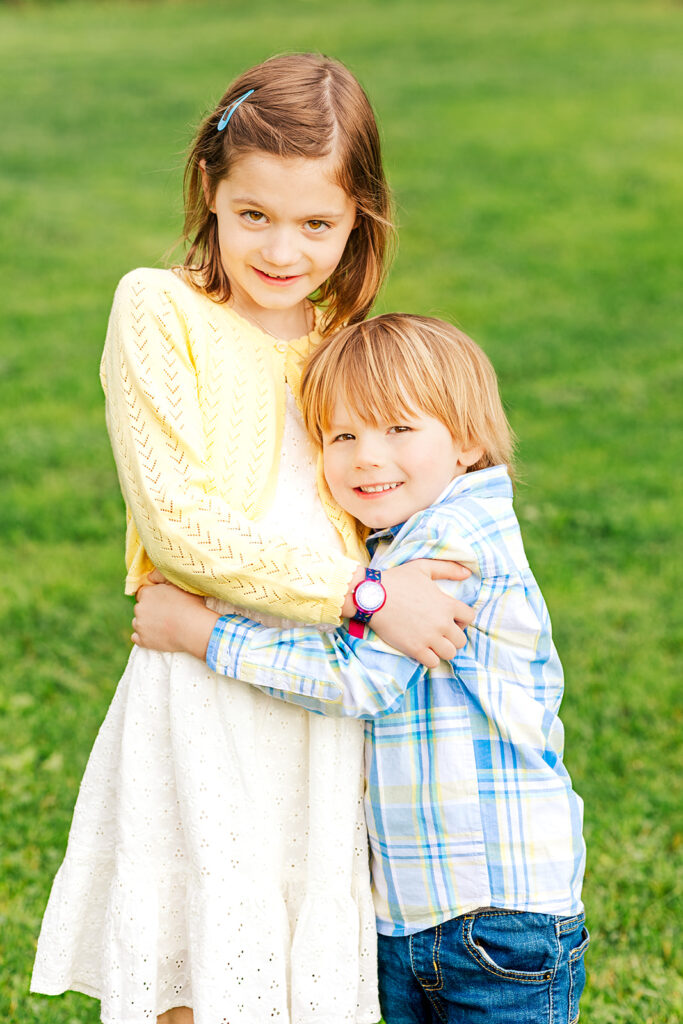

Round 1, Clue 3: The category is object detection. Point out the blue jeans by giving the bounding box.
[377,909,589,1024]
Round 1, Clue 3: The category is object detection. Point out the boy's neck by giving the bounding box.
[368,472,464,534]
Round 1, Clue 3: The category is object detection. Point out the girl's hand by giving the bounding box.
[132,580,220,661]
[345,560,474,669]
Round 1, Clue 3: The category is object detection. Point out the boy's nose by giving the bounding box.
[354,439,384,469]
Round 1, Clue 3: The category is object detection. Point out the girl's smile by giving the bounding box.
[252,267,305,287]
[204,151,357,339]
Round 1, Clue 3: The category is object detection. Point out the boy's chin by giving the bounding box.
[357,514,394,531]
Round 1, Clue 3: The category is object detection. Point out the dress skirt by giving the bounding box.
[31,646,378,1024]
[31,389,379,1023]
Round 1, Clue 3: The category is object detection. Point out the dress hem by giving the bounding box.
[30,979,381,1024]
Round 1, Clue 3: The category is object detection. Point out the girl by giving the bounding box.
[30,54,472,1024]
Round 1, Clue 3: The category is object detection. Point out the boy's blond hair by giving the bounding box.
[301,313,515,476]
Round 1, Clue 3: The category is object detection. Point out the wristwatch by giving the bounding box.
[349,568,386,638]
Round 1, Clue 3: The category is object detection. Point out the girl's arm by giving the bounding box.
[105,270,472,657]
[102,270,357,625]
[140,561,473,667]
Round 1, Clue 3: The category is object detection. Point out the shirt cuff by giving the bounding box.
[206,615,253,676]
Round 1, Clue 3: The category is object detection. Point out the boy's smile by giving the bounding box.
[322,397,482,529]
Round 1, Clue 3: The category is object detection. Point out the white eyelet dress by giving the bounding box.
[31,387,379,1024]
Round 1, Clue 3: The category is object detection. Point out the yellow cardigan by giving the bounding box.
[100,267,366,625]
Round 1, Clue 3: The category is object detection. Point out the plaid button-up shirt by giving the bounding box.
[207,466,586,935]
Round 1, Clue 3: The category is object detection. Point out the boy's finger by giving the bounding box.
[147,568,168,584]
[421,558,471,581]
[417,647,440,670]
[450,599,475,625]
[445,620,470,647]
[429,638,459,664]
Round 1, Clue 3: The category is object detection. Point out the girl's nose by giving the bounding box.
[261,229,299,268]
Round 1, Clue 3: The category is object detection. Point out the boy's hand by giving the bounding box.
[132,579,220,661]
[146,567,168,585]
[366,560,474,669]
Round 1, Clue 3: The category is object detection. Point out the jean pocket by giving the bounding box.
[463,910,557,983]
[568,924,590,1023]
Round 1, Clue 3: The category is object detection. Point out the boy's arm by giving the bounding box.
[132,579,425,718]
[133,506,482,719]
[132,581,220,661]
[212,515,484,718]
[206,614,425,719]
[205,512,483,719]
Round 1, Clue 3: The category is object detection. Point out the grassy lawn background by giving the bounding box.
[1,0,681,1021]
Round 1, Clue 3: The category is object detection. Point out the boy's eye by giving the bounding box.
[306,219,330,233]
[331,432,355,442]
[388,425,411,434]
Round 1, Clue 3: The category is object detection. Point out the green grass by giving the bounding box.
[1,0,681,1021]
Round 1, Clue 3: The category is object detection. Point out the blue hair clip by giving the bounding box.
[217,89,255,131]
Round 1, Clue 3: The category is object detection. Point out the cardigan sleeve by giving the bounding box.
[100,270,357,625]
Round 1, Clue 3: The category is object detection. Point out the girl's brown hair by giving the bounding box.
[183,53,393,336]
[301,313,516,476]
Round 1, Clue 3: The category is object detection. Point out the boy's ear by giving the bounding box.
[199,159,214,212]
[458,444,484,468]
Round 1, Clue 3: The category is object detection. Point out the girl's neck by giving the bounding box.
[229,297,314,342]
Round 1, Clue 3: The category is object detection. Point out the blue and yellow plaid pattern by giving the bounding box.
[207,466,586,936]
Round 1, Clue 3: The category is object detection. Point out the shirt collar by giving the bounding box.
[366,522,402,556]
[365,466,512,556]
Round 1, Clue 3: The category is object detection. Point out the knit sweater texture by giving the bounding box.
[100,267,365,623]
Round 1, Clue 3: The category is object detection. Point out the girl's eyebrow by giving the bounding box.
[231,195,267,206]
[231,196,345,219]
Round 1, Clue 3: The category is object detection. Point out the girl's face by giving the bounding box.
[321,395,483,530]
[204,150,357,335]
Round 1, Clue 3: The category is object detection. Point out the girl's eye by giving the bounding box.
[242,210,266,224]
[306,219,330,233]
[388,425,411,434]
[332,432,355,443]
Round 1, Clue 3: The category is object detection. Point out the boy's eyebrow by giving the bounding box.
[323,420,358,436]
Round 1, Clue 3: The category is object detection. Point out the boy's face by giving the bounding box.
[322,396,482,529]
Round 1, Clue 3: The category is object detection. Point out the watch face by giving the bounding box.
[355,579,386,614]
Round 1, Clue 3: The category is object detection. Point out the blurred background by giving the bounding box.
[0,1,681,1021]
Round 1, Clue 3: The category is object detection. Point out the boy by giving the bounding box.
[133,314,588,1024]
